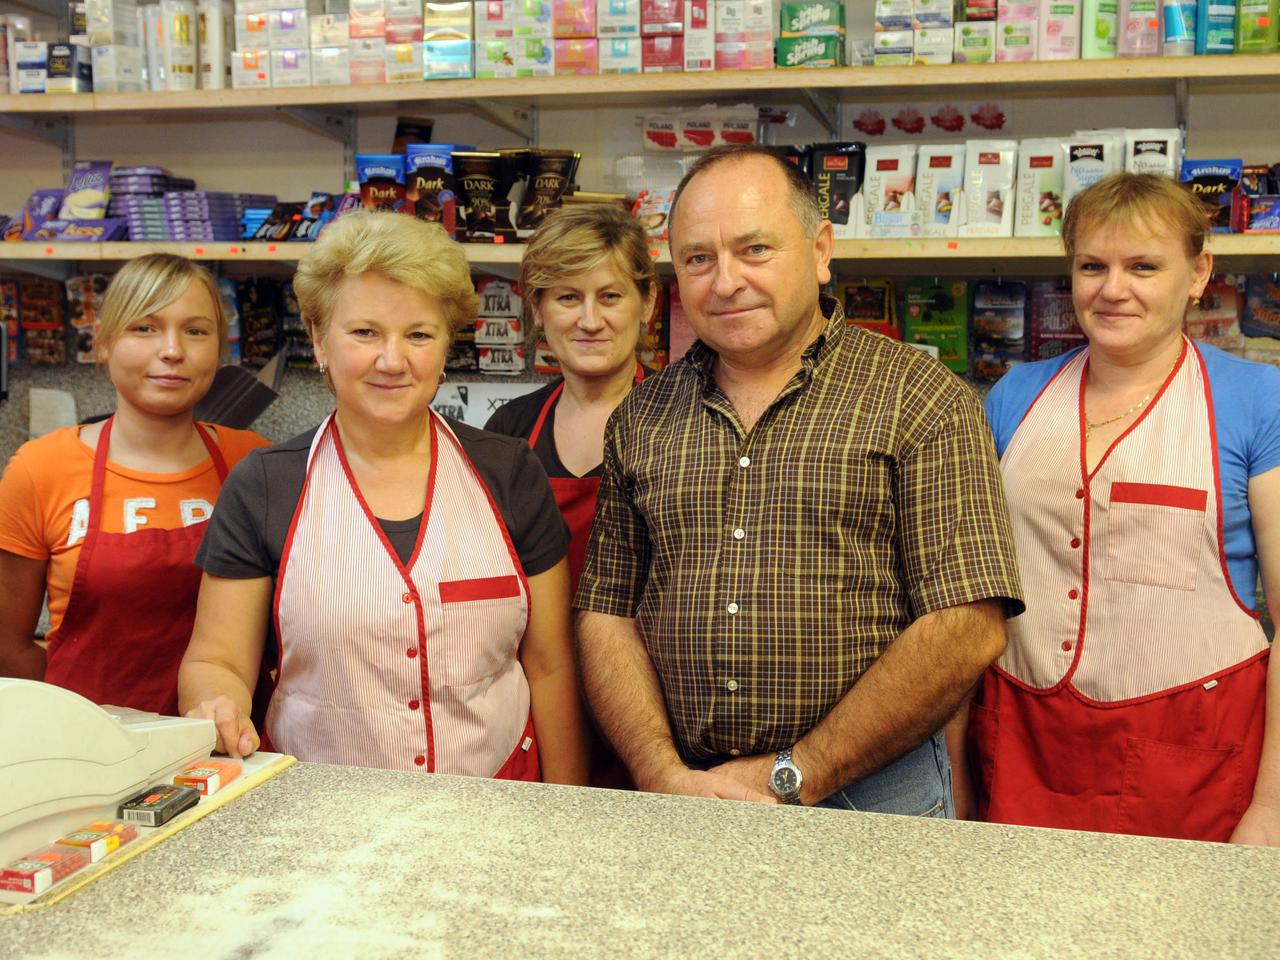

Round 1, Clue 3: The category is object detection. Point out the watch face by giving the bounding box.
[773,767,799,795]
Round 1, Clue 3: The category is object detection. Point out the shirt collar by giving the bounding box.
[686,295,845,387]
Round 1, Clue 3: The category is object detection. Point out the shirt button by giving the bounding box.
[406,648,418,659]
[739,456,750,467]
[1061,641,1073,652]
[1075,489,1085,500]
[727,602,739,615]
[414,755,426,766]
[732,527,745,540]
[726,679,739,691]
[408,700,420,711]
[1068,589,1080,600]
[402,592,413,604]
[1070,538,1081,549]
[729,748,741,757]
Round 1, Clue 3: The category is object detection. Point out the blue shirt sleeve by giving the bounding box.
[984,353,1079,458]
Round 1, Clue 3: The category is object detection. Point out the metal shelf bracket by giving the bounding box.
[469,99,537,143]
[0,114,70,152]
[799,89,839,139]
[278,106,354,144]
[1174,77,1190,135]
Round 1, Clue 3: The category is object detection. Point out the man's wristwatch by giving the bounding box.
[770,748,804,805]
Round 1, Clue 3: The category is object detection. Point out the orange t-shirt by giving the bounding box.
[0,423,269,633]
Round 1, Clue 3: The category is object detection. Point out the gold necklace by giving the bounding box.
[1084,357,1178,441]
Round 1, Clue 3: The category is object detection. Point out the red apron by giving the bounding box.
[267,412,539,780]
[44,416,227,716]
[527,365,644,790]
[972,341,1270,842]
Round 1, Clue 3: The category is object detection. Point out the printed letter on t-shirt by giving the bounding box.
[67,498,90,547]
[124,497,157,533]
[181,499,214,527]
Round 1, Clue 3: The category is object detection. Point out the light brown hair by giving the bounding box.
[97,254,226,354]
[1063,172,1211,259]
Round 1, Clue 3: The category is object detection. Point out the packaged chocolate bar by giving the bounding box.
[1028,279,1084,360]
[1180,159,1246,233]
[807,142,865,228]
[291,193,336,241]
[513,149,581,238]
[356,153,407,213]
[453,151,505,241]
[59,161,113,220]
[4,189,64,242]
[23,218,129,242]
[405,143,472,238]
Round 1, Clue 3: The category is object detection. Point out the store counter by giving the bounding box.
[2,762,1277,959]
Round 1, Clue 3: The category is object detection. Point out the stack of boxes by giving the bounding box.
[954,1,996,62]
[597,0,639,72]
[424,1,472,78]
[996,0,1037,60]
[642,0,682,73]
[474,0,554,78]
[777,1,846,68]
[913,0,953,62]
[873,0,913,64]
[715,0,772,70]
[89,0,143,91]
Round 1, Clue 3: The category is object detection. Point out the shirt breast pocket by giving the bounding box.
[1105,482,1207,591]
[436,575,526,687]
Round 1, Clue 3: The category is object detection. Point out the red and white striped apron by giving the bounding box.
[972,340,1270,841]
[266,412,540,780]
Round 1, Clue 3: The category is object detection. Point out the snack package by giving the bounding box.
[1180,159,1245,233]
[513,149,580,239]
[1014,138,1065,237]
[478,344,527,375]
[355,153,407,212]
[0,846,87,895]
[1184,273,1244,353]
[807,142,866,232]
[290,192,336,241]
[1242,272,1280,338]
[1063,132,1124,209]
[837,278,899,339]
[1028,278,1084,359]
[59,161,113,220]
[453,150,515,241]
[405,143,469,238]
[476,276,523,319]
[959,140,1017,238]
[915,143,965,238]
[971,279,1027,380]
[632,187,676,241]
[903,278,969,373]
[3,189,64,242]
[863,144,918,238]
[66,273,110,363]
[1124,128,1183,177]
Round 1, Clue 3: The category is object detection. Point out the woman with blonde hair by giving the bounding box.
[0,254,267,713]
[968,172,1280,845]
[181,210,588,785]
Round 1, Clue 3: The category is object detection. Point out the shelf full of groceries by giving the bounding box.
[2,0,1279,98]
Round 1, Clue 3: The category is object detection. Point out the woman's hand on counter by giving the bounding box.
[186,695,260,760]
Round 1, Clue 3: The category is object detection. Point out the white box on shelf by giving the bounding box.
[714,0,769,39]
[953,20,995,61]
[310,43,349,83]
[91,42,144,90]
[87,0,140,45]
[385,39,423,79]
[873,28,913,63]
[350,35,387,81]
[270,45,309,84]
[995,18,1036,59]
[310,13,349,46]
[424,0,473,40]
[197,0,232,89]
[874,0,914,30]
[231,46,271,85]
[597,0,641,34]
[913,26,953,62]
[233,10,269,48]
[423,37,473,76]
[683,0,714,68]
[598,35,641,69]
[160,0,198,90]
[268,8,308,49]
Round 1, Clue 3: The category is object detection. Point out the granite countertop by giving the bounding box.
[3,762,1278,959]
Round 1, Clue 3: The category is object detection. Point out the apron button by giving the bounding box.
[1061,641,1072,651]
[1075,489,1085,499]
[1070,538,1081,549]
[408,699,420,711]
[406,648,418,659]
[1068,589,1079,600]
[402,592,413,604]
[414,755,426,766]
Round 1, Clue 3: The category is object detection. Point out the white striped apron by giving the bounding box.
[266,412,536,776]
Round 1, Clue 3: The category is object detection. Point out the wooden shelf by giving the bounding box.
[5,234,1279,267]
[3,55,1279,116]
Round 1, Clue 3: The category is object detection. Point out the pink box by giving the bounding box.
[715,39,771,69]
[642,33,683,69]
[554,36,597,72]
[642,0,683,34]
[385,20,424,41]
[349,0,387,38]
[553,0,596,37]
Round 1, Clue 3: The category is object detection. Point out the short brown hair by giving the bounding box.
[293,209,479,346]
[518,204,658,322]
[668,144,821,242]
[1063,172,1211,259]
[97,254,226,353]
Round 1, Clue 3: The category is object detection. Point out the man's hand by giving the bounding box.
[1230,800,1280,847]
[706,754,783,803]
[645,760,777,804]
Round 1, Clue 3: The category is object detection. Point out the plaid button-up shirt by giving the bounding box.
[575,298,1024,761]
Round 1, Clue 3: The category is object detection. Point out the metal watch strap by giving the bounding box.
[774,748,803,805]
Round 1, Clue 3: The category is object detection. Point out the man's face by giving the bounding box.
[670,155,833,367]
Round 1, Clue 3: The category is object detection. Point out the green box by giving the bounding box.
[776,34,846,67]
[779,1,847,36]
[904,279,970,373]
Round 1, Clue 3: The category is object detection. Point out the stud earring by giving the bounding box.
[317,361,327,374]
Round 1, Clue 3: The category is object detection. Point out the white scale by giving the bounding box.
[0,679,216,886]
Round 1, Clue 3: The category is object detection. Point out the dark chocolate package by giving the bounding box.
[253,203,306,241]
[405,144,472,239]
[513,149,581,239]
[355,153,407,213]
[1179,159,1245,233]
[807,142,865,227]
[453,151,504,242]
[290,193,335,241]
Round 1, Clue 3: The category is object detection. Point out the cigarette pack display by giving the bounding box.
[423,38,472,76]
[310,13,349,46]
[231,47,270,86]
[554,36,597,72]
[0,846,87,895]
[118,783,200,827]
[55,821,138,862]
[173,759,242,796]
[1014,138,1065,237]
[683,0,714,67]
[424,1,472,40]
[598,0,641,34]
[599,35,641,70]
[1029,278,1085,359]
[642,0,684,34]
[553,0,595,36]
[915,143,965,237]
[780,0,845,35]
[643,33,683,69]
[904,278,969,373]
[954,20,996,60]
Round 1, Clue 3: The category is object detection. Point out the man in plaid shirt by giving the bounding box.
[574,144,1024,814]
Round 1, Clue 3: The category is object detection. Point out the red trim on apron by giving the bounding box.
[44,417,227,715]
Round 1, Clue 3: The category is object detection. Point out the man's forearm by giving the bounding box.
[575,610,684,790]
[793,600,1007,804]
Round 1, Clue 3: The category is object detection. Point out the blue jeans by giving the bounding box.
[814,730,954,818]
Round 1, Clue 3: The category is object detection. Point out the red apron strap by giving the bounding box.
[194,422,230,482]
[527,382,565,450]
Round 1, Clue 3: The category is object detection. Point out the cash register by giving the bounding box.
[0,679,215,869]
